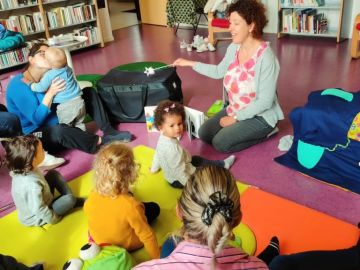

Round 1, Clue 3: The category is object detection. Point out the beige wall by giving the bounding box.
[139,0,167,26]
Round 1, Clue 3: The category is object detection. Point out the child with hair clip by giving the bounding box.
[84,143,161,259]
[150,100,236,188]
[2,135,83,227]
[134,165,269,269]
[135,166,360,270]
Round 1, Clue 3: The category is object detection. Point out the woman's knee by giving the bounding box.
[212,135,232,153]
[198,123,215,144]
[49,125,66,138]
[0,112,21,136]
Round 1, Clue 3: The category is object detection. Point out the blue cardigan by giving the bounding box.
[6,74,58,134]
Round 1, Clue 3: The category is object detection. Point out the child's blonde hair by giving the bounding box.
[178,166,242,268]
[93,143,138,197]
[45,47,67,69]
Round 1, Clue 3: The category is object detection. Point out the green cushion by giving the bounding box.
[114,62,166,72]
[83,246,134,270]
[76,74,104,89]
[206,100,224,118]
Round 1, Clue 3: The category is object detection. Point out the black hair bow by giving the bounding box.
[201,191,234,226]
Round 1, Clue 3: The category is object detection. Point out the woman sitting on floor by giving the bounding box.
[173,0,284,153]
[6,43,133,154]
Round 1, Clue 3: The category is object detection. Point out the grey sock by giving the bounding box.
[224,155,236,169]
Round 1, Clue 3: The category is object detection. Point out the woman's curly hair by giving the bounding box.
[153,100,185,129]
[227,0,268,39]
[93,142,138,197]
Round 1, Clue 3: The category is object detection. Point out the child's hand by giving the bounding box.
[48,77,66,95]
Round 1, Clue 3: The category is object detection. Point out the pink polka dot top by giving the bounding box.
[224,42,268,117]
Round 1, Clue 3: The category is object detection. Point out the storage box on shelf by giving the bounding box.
[0,0,104,71]
[278,0,345,43]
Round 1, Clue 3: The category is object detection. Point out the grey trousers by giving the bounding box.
[44,170,76,216]
[56,96,86,131]
[198,109,274,153]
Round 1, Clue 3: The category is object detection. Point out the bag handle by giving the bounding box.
[110,85,147,120]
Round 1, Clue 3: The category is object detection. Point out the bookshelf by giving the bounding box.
[0,0,104,70]
[277,0,345,43]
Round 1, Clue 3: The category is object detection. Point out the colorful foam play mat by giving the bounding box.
[0,146,253,269]
[241,187,359,255]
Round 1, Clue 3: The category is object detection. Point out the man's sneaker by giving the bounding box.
[38,152,66,171]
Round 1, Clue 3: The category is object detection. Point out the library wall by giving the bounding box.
[262,0,357,38]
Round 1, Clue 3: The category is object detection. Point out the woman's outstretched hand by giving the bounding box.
[172,58,196,67]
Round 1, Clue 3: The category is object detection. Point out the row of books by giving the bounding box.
[281,0,325,6]
[282,8,328,34]
[1,12,45,34]
[0,4,95,34]
[0,0,36,10]
[46,4,96,29]
[0,46,29,69]
[0,0,71,10]
[73,25,99,46]
[0,26,99,69]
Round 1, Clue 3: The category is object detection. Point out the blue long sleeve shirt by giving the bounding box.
[6,74,58,134]
[30,66,81,104]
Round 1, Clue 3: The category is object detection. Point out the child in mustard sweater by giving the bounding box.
[84,143,160,259]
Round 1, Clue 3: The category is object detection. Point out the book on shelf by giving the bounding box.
[0,0,37,10]
[282,8,327,34]
[46,4,96,29]
[0,45,29,68]
[0,12,45,34]
[72,25,99,46]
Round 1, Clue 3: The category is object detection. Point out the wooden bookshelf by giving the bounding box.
[277,0,345,43]
[0,0,104,70]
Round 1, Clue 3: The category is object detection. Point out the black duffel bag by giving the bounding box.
[97,67,183,123]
